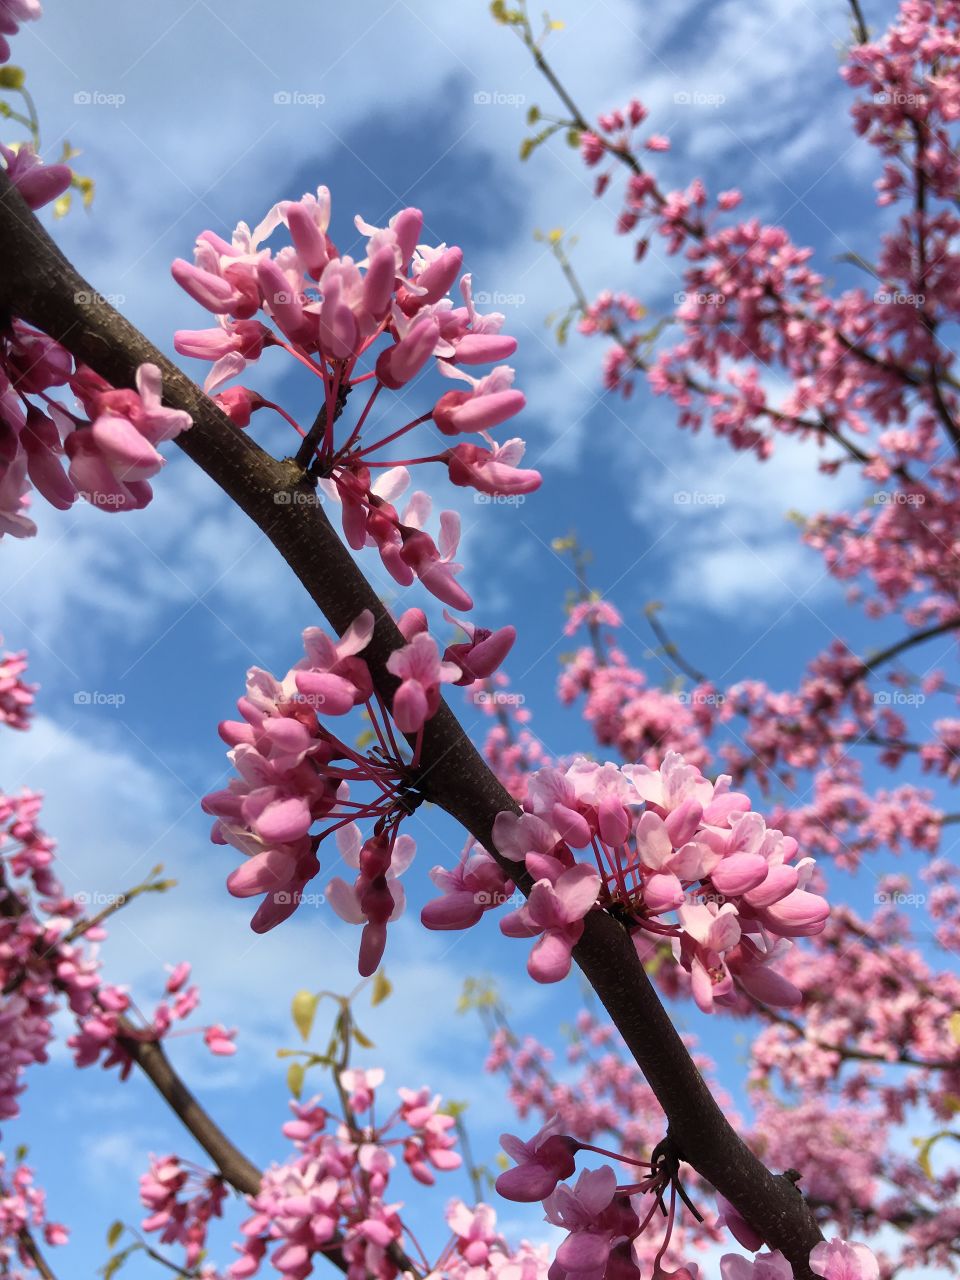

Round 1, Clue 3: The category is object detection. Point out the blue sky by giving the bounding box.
[1,0,955,1273]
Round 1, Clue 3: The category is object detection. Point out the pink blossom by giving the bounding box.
[496,1116,579,1202]
[809,1240,880,1280]
[386,631,460,733]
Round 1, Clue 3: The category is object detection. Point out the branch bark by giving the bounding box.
[0,171,824,1276]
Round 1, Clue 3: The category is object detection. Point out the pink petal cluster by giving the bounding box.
[0,318,191,536]
[0,1156,68,1276]
[172,186,540,616]
[229,1071,462,1279]
[0,142,71,210]
[479,752,828,1005]
[0,0,41,64]
[0,643,34,729]
[327,824,415,976]
[204,614,375,932]
[140,1155,226,1270]
[386,630,460,732]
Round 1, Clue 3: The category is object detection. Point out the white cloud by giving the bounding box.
[628,426,868,617]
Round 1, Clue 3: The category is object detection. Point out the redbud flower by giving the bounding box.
[386,632,460,733]
[500,863,601,983]
[496,1116,579,1201]
[0,142,71,210]
[442,612,516,685]
[720,1252,791,1280]
[809,1240,879,1280]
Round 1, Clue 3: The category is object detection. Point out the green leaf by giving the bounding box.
[526,104,540,125]
[913,1129,960,1177]
[915,1133,938,1179]
[292,989,320,1042]
[0,65,25,89]
[287,1061,306,1099]
[353,1024,375,1048]
[106,1221,124,1248]
[949,1011,960,1044]
[371,971,392,1006]
[101,1243,140,1279]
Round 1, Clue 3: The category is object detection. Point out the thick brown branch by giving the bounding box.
[0,171,823,1276]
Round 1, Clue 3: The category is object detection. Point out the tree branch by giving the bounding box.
[0,171,823,1276]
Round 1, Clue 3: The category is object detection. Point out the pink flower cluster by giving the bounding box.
[228,1070,461,1279]
[206,609,514,973]
[0,642,34,729]
[1,774,234,1127]
[0,0,41,64]
[0,317,192,536]
[140,1155,227,1271]
[720,1240,878,1280]
[425,751,828,1006]
[173,186,540,613]
[0,1156,67,1278]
